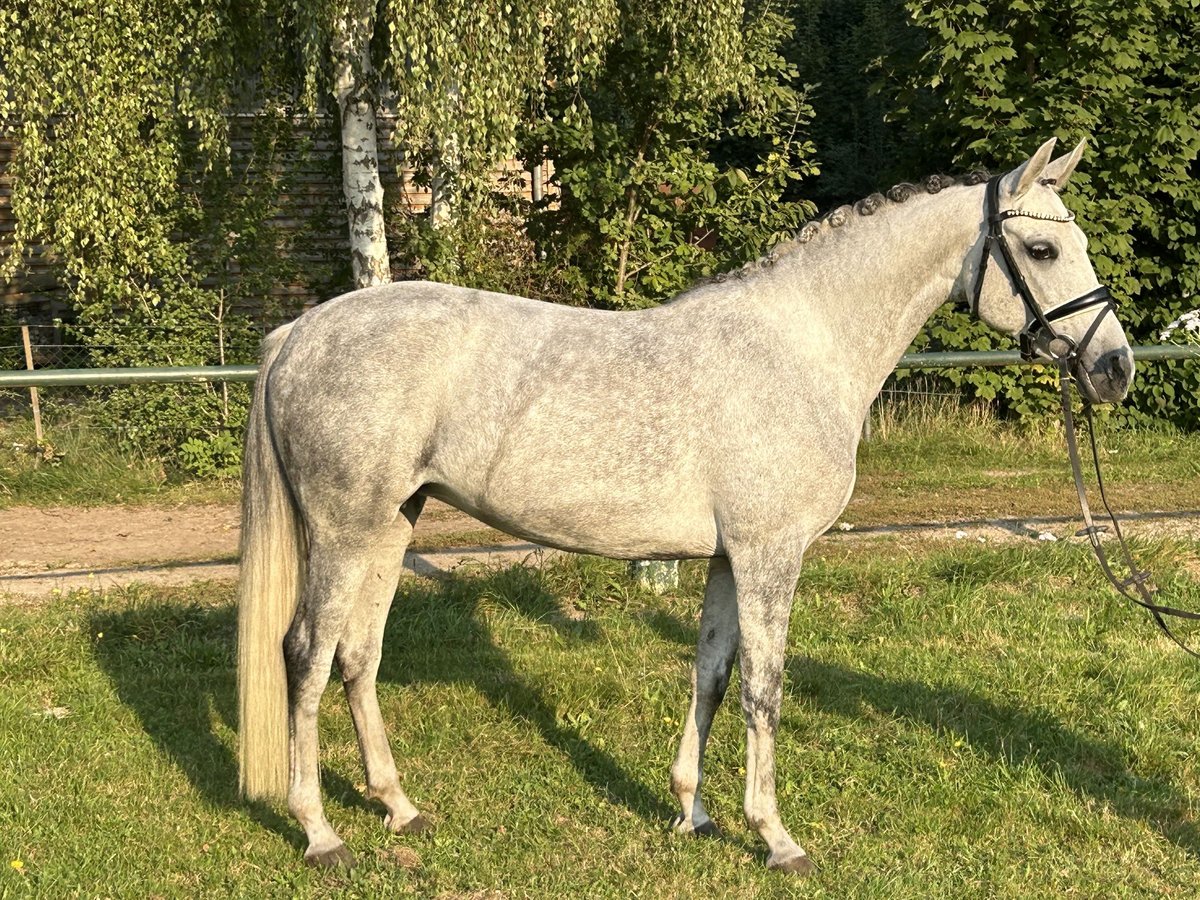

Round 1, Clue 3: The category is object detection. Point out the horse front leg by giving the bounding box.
[730,547,814,875]
[670,556,738,836]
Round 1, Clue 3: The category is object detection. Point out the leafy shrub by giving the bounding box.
[389,192,583,306]
[520,0,818,309]
[178,430,243,479]
[884,0,1200,426]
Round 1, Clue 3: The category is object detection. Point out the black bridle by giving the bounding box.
[971,175,1115,363]
[972,174,1200,659]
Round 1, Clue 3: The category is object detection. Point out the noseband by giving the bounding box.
[970,175,1115,363]
[969,175,1200,657]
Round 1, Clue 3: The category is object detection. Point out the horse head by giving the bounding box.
[965,137,1134,404]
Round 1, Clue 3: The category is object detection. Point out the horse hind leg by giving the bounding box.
[335,495,430,835]
[285,502,422,868]
[670,556,738,837]
[283,536,371,866]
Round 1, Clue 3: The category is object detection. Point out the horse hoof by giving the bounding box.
[388,813,432,834]
[305,843,357,869]
[692,820,721,838]
[669,814,721,838]
[767,852,815,876]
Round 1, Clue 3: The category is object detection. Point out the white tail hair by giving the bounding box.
[238,322,303,801]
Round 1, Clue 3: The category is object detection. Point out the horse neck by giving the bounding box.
[762,185,984,419]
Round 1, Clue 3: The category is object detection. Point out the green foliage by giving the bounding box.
[389,188,582,305]
[522,1,818,308]
[178,431,243,480]
[0,3,323,470]
[290,0,622,204]
[884,0,1200,426]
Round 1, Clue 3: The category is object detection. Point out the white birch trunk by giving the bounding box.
[332,2,389,288]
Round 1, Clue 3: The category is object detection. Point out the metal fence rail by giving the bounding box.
[1,345,1197,389]
[0,365,259,388]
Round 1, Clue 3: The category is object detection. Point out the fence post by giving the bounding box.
[531,164,543,204]
[20,325,44,449]
[629,559,679,594]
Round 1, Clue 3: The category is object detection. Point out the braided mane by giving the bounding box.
[688,170,991,290]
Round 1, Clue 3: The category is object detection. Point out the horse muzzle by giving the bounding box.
[1076,345,1134,405]
[1018,285,1132,405]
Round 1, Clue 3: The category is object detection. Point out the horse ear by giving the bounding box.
[1006,137,1058,200]
[1040,138,1087,192]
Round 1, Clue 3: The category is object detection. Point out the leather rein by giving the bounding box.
[972,175,1200,658]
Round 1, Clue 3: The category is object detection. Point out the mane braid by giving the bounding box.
[686,169,991,291]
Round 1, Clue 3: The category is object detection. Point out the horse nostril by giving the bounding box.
[1103,350,1131,393]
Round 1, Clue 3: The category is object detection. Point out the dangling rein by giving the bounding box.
[971,173,1199,657]
[1057,360,1200,658]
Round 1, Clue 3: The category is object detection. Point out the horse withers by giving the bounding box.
[237,139,1133,873]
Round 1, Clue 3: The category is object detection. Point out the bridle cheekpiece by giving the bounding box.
[970,175,1116,363]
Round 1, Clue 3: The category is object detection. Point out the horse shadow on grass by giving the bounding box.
[637,611,1200,860]
[89,566,671,851]
[786,657,1200,857]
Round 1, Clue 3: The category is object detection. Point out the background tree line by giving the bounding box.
[1,0,1197,472]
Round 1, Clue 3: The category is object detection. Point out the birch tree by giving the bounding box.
[290,0,623,280]
[330,0,389,287]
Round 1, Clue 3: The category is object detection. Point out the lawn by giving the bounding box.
[2,542,1199,897]
[851,397,1200,523]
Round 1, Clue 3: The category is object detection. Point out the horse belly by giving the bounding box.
[423,475,719,560]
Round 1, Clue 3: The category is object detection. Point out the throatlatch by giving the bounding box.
[973,174,1200,657]
[971,175,1116,363]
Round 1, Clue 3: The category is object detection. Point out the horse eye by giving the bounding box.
[1028,243,1057,261]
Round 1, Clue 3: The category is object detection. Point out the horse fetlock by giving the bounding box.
[372,787,423,833]
[742,807,775,833]
[669,808,720,837]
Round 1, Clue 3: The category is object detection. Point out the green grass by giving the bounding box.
[855,401,1200,523]
[0,420,238,509]
[3,542,1199,897]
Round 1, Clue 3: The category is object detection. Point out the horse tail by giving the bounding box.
[237,322,302,802]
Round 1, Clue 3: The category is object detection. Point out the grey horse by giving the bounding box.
[237,139,1134,874]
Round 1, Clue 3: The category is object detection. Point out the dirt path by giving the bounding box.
[1,503,243,575]
[0,499,494,573]
[0,499,519,598]
[2,499,1198,599]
